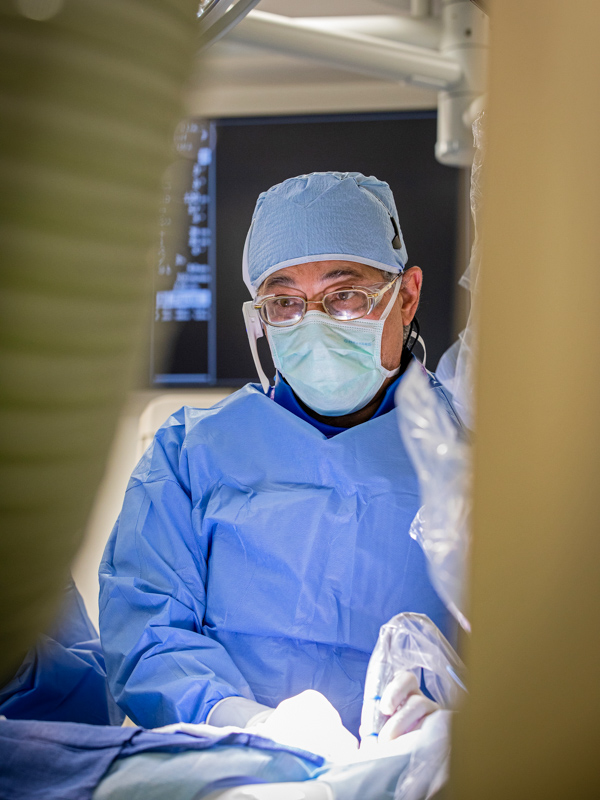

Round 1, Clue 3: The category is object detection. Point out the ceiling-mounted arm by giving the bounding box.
[200,2,488,168]
[469,0,490,13]
[295,15,442,52]
[411,0,432,18]
[435,0,489,166]
[225,6,488,166]
[226,10,462,91]
[197,0,262,51]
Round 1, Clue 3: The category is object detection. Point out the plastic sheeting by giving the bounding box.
[361,613,465,800]
[436,112,487,431]
[396,117,487,632]
[361,613,465,740]
[394,709,453,800]
[384,116,488,798]
[396,366,471,631]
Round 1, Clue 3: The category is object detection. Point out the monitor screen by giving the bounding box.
[151,111,461,387]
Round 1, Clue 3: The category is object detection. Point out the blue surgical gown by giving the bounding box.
[0,581,123,725]
[99,374,457,736]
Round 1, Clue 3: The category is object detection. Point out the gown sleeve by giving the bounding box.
[0,580,124,725]
[99,410,255,729]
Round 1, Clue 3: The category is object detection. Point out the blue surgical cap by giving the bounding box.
[242,171,409,296]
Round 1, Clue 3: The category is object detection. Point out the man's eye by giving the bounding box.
[334,291,359,303]
[275,297,297,308]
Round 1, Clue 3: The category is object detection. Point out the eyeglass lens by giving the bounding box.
[262,296,305,325]
[323,290,369,320]
[261,290,370,326]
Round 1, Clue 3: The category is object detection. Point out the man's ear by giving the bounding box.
[399,267,422,326]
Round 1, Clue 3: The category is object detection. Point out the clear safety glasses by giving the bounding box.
[254,275,400,328]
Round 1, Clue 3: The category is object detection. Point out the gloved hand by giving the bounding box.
[245,689,358,763]
[376,670,439,742]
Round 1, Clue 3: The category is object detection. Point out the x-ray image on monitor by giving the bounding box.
[152,119,217,385]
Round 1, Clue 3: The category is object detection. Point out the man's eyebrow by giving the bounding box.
[262,266,366,292]
[263,274,297,290]
[320,267,365,281]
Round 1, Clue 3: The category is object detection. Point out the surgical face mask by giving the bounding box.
[267,280,401,417]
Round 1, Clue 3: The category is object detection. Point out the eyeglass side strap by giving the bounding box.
[379,276,402,323]
[242,301,270,392]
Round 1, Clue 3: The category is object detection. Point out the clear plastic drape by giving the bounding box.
[361,613,466,800]
[436,112,486,431]
[396,364,471,632]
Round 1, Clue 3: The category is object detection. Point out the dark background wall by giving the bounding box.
[156,111,462,385]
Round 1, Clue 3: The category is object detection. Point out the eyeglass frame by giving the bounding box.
[253,274,401,328]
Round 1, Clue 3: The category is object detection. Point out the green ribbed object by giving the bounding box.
[0,0,198,682]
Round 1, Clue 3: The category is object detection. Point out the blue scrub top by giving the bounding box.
[100,359,457,737]
[271,371,402,438]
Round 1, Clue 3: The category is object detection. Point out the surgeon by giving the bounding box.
[99,171,460,742]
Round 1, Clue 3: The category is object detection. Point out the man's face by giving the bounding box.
[259,260,422,372]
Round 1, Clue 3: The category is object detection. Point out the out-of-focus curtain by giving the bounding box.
[0,0,198,683]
